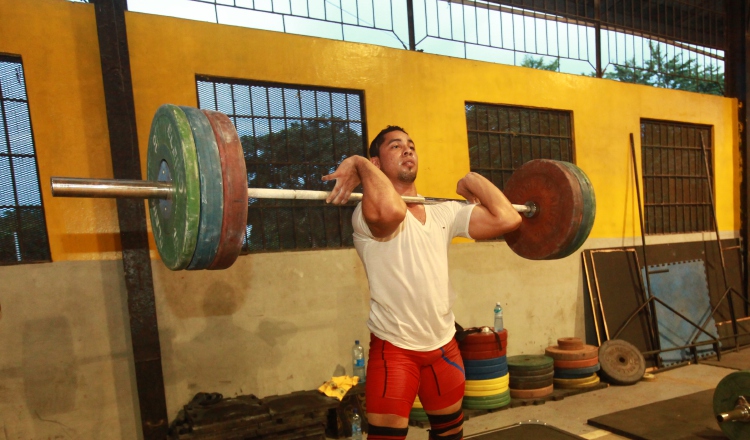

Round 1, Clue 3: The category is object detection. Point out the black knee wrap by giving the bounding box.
[367,423,408,440]
[427,408,464,439]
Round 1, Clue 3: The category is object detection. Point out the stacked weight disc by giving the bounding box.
[546,337,601,390]
[459,327,510,410]
[506,355,555,399]
[147,104,248,271]
[410,396,428,423]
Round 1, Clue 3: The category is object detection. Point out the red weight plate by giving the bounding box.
[503,160,584,260]
[460,348,507,360]
[545,345,598,360]
[554,357,600,369]
[460,341,504,352]
[509,384,553,399]
[557,337,584,350]
[461,328,508,344]
[203,110,248,270]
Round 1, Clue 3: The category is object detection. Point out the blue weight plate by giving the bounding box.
[554,363,601,379]
[464,356,507,368]
[180,106,224,270]
[466,362,508,375]
[466,366,508,381]
[147,105,200,270]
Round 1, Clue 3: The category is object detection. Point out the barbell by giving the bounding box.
[50,104,596,270]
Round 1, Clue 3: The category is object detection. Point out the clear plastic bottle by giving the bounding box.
[352,340,366,383]
[351,408,362,440]
[494,302,504,332]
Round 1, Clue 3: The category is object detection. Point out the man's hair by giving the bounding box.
[369,125,408,158]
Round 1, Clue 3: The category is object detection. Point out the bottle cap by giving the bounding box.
[496,302,501,306]
[355,340,360,345]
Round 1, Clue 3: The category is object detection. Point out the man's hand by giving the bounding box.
[456,173,482,204]
[322,156,365,205]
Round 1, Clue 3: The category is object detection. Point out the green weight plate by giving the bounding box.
[503,159,584,260]
[203,109,248,270]
[180,106,224,270]
[509,371,555,385]
[462,396,511,410]
[558,162,596,258]
[463,389,511,403]
[507,355,554,371]
[147,104,201,270]
[713,370,750,440]
[508,365,554,377]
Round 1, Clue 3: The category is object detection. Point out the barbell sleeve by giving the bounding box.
[50,177,533,213]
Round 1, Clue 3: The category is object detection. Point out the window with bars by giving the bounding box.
[0,56,50,265]
[465,102,574,190]
[196,76,367,253]
[640,120,713,234]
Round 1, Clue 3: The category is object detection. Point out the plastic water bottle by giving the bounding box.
[352,340,366,383]
[351,408,362,440]
[494,302,504,332]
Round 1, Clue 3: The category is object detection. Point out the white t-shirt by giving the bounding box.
[352,201,475,351]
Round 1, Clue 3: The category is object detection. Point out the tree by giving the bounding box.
[603,42,724,96]
[239,117,364,251]
[520,55,560,72]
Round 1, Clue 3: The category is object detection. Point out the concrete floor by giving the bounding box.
[404,363,739,440]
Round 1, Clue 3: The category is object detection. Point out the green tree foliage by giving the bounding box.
[521,55,560,72]
[603,42,724,96]
[239,117,363,252]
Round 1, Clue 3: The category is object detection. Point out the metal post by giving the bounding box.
[406,0,417,51]
[594,0,603,78]
[91,1,169,438]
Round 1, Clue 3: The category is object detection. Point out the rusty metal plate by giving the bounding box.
[545,345,598,361]
[598,339,646,385]
[504,159,584,260]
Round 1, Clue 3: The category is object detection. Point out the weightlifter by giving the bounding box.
[323,126,521,440]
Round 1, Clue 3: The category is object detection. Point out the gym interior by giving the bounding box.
[1,0,749,439]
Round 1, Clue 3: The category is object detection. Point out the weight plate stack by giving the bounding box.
[180,106,224,270]
[598,339,646,386]
[460,328,508,380]
[503,159,584,260]
[463,389,511,410]
[463,375,511,410]
[507,355,555,398]
[713,370,750,440]
[146,104,201,270]
[202,109,248,270]
[545,339,601,389]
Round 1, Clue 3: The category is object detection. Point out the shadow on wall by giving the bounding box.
[162,280,293,403]
[22,317,77,416]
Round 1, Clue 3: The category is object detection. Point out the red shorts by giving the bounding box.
[365,334,465,418]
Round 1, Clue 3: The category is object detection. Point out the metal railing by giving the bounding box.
[121,0,726,95]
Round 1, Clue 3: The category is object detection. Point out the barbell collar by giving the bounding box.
[50,177,533,214]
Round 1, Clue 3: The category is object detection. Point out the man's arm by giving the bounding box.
[456,172,522,240]
[322,156,406,237]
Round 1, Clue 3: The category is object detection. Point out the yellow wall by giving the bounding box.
[0,0,739,261]
[0,0,123,260]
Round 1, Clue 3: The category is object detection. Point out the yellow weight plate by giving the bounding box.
[465,373,509,389]
[464,384,509,397]
[554,374,600,389]
[552,373,598,386]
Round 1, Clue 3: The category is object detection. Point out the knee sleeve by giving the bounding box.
[427,409,464,440]
[367,423,408,440]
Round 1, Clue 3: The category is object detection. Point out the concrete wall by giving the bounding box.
[0,0,740,438]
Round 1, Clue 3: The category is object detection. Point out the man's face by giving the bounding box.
[372,130,418,184]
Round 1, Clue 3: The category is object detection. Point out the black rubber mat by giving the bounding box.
[701,348,750,371]
[587,389,724,440]
[466,423,584,440]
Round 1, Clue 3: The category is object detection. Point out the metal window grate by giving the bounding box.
[196,76,367,253]
[0,56,51,265]
[640,119,713,234]
[465,102,574,190]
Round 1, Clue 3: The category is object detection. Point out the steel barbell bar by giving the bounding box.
[49,177,538,215]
